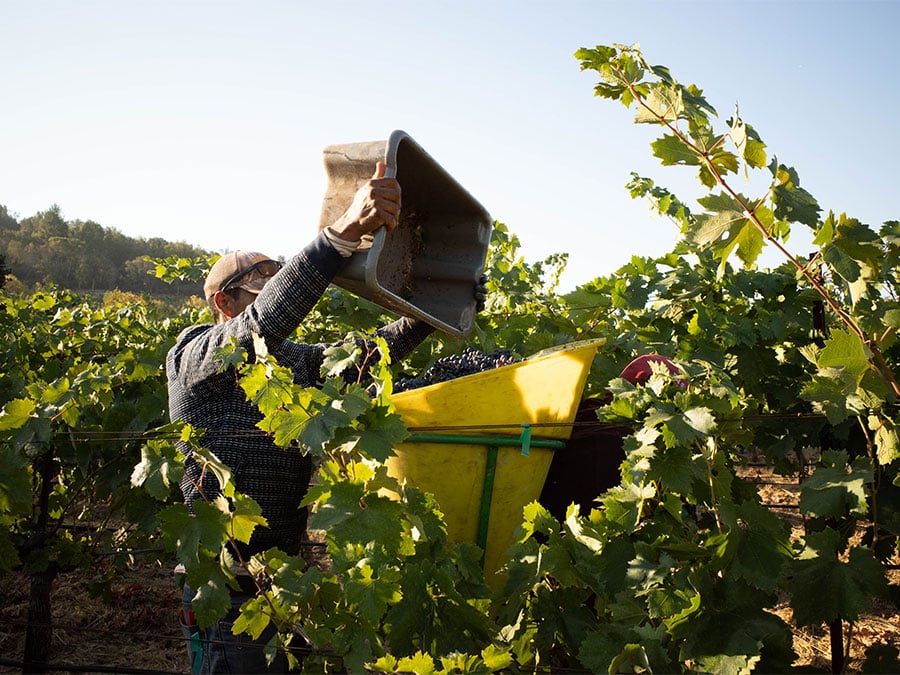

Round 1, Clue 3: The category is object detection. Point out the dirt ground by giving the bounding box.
[745,465,900,673]
[0,559,186,674]
[1,467,898,674]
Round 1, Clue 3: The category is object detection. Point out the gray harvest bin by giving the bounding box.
[318,130,492,338]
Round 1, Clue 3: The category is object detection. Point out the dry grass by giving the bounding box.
[741,459,900,674]
[0,559,185,674]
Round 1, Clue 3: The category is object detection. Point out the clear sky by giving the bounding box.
[2,0,898,291]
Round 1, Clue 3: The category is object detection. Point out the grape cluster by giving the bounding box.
[394,347,521,392]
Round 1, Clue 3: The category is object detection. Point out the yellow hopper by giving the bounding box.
[389,338,605,584]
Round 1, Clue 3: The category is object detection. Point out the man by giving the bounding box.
[168,163,459,673]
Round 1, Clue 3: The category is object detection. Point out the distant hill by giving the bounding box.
[0,204,213,297]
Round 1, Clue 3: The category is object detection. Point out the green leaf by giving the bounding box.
[231,595,272,640]
[356,406,408,462]
[321,341,361,379]
[396,652,436,675]
[0,443,32,514]
[335,384,373,421]
[577,625,644,673]
[820,215,883,304]
[329,493,406,559]
[799,453,873,519]
[601,482,654,533]
[731,216,765,267]
[791,529,887,626]
[480,643,513,671]
[635,83,682,123]
[647,445,704,495]
[189,446,235,498]
[0,398,36,431]
[684,406,717,434]
[693,653,761,675]
[32,294,56,311]
[813,211,835,247]
[370,654,399,673]
[239,362,294,416]
[608,643,653,673]
[229,492,268,544]
[345,562,401,626]
[308,480,365,531]
[771,163,820,227]
[130,440,184,500]
[686,192,766,269]
[651,134,701,166]
[647,585,699,622]
[214,335,248,371]
[882,309,900,330]
[869,414,900,465]
[190,575,233,628]
[714,502,792,592]
[299,402,351,450]
[159,501,229,566]
[688,211,745,248]
[0,530,22,572]
[800,374,854,425]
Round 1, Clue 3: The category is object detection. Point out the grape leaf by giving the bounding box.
[228,492,268,544]
[130,440,184,499]
[396,652,436,675]
[0,398,36,431]
[239,362,294,416]
[651,134,701,166]
[159,501,229,566]
[791,529,887,626]
[356,406,408,462]
[713,502,791,592]
[230,595,271,640]
[818,328,870,384]
[257,403,316,449]
[0,443,32,514]
[869,414,900,465]
[771,163,821,227]
[190,571,233,629]
[321,341,361,379]
[799,453,872,519]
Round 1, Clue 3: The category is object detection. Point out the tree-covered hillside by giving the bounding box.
[0,203,213,296]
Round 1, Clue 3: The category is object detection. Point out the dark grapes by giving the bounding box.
[394,347,521,392]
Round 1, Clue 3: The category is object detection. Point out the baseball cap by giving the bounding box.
[203,251,282,300]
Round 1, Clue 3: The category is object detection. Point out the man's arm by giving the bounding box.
[169,163,402,390]
[168,234,343,391]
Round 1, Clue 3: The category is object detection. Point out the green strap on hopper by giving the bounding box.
[405,430,564,567]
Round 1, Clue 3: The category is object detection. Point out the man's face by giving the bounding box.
[213,258,282,322]
[225,287,258,318]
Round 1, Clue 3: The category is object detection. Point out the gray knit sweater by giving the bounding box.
[166,232,434,556]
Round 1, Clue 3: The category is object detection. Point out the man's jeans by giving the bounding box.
[180,584,293,674]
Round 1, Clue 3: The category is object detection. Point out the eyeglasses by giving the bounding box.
[220,260,283,292]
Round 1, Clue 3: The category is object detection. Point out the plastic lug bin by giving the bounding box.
[318,130,492,338]
[389,338,606,584]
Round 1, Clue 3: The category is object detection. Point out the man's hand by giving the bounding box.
[330,161,401,242]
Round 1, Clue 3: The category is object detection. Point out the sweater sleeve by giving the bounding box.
[270,316,435,388]
[168,233,343,391]
[376,317,436,363]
